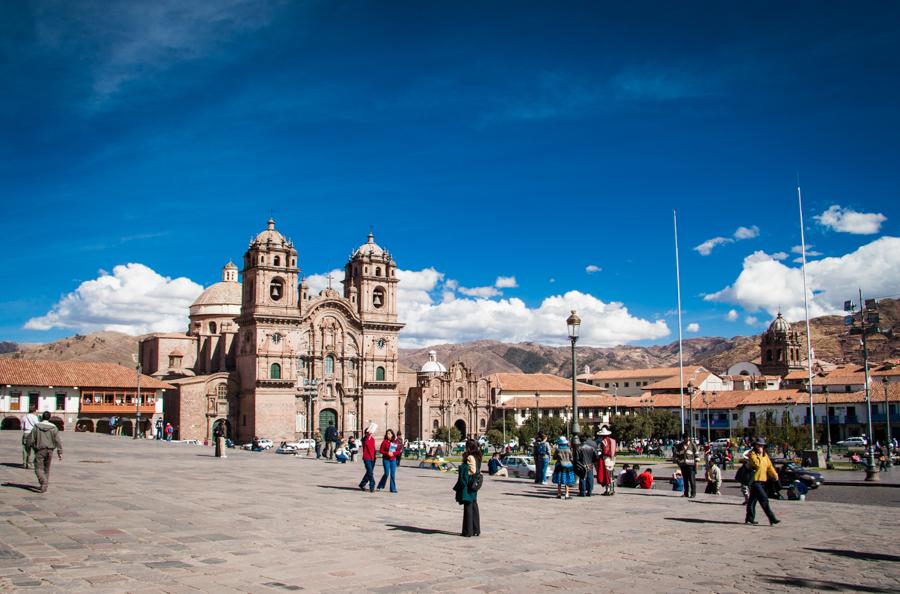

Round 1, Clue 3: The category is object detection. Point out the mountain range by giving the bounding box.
[2,299,897,376]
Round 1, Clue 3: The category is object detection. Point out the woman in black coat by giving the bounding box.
[453,440,483,537]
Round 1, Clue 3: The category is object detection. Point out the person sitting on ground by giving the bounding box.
[705,461,723,495]
[670,470,684,492]
[335,442,349,464]
[622,464,639,488]
[637,467,654,489]
[617,463,632,487]
[487,453,507,477]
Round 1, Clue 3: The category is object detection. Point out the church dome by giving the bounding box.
[253,218,287,245]
[419,350,447,375]
[767,312,790,335]
[353,232,385,258]
[191,281,242,309]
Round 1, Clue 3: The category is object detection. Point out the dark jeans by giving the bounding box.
[377,458,397,492]
[34,449,53,492]
[534,457,548,484]
[315,443,322,459]
[579,472,594,496]
[462,500,480,537]
[746,481,778,523]
[359,459,376,491]
[680,465,696,497]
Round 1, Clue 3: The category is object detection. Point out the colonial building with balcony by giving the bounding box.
[0,360,171,435]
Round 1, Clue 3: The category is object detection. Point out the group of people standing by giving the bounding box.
[531,428,619,498]
[19,406,64,493]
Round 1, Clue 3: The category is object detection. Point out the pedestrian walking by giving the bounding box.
[454,439,482,537]
[110,415,118,436]
[705,461,722,494]
[358,424,377,492]
[324,422,337,459]
[314,429,323,459]
[394,431,405,469]
[552,436,577,499]
[165,422,173,441]
[21,405,39,469]
[376,429,398,493]
[24,412,63,493]
[597,428,617,496]
[577,434,598,497]
[155,418,163,440]
[735,458,752,503]
[533,433,550,485]
[213,423,226,458]
[745,438,780,526]
[673,433,699,498]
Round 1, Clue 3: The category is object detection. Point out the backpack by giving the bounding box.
[573,451,587,478]
[469,471,484,492]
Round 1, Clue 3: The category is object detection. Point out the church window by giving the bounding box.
[375,267,381,277]
[776,349,782,361]
[433,419,439,430]
[480,418,486,428]
[327,385,333,398]
[270,363,281,379]
[766,349,773,362]
[274,256,281,266]
[325,355,335,376]
[298,358,305,369]
[209,321,217,334]
[376,366,385,381]
[372,286,385,309]
[216,384,228,400]
[272,333,282,344]
[270,278,284,301]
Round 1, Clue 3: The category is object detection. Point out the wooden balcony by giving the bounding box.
[80,403,156,415]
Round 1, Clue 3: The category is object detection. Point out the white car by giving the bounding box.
[242,438,274,451]
[502,455,552,480]
[837,436,867,447]
[275,439,315,454]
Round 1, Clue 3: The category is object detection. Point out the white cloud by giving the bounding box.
[305,269,344,295]
[815,205,887,235]
[733,225,760,240]
[726,309,739,322]
[458,286,502,298]
[549,278,556,283]
[705,237,900,322]
[25,263,203,334]
[791,244,823,257]
[695,225,761,256]
[745,316,759,326]
[771,252,788,261]
[494,276,518,289]
[585,264,601,274]
[400,289,669,347]
[686,323,700,333]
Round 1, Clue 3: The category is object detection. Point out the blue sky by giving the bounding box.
[2,1,899,347]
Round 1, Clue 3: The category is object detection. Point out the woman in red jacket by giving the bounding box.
[376,429,398,493]
[358,424,377,492]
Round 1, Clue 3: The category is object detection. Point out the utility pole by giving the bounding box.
[846,292,880,481]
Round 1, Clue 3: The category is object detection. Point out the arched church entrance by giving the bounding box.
[454,419,467,440]
[319,408,338,434]
[1,417,21,430]
[212,418,232,439]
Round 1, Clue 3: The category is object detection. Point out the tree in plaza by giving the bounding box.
[488,411,519,443]
[517,413,566,446]
[645,409,681,439]
[486,429,505,448]
[749,409,810,456]
[433,425,462,443]
[610,413,648,445]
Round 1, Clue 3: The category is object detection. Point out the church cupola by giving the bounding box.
[240,218,300,314]
[343,231,398,322]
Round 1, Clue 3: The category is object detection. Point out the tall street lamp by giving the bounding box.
[535,392,541,436]
[884,377,893,469]
[567,310,581,435]
[132,354,142,440]
[702,391,717,444]
[821,383,832,464]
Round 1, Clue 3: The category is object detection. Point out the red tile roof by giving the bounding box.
[498,394,619,409]
[0,360,173,390]
[488,373,605,394]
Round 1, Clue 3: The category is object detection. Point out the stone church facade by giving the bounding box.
[140,219,404,443]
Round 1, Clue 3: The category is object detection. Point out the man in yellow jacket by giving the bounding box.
[745,438,780,526]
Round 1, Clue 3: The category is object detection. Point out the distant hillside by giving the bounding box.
[3,299,897,376]
[0,332,140,368]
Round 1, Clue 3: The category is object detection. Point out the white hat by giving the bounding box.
[598,428,612,436]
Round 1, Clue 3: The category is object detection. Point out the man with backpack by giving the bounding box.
[25,412,63,493]
[324,422,338,460]
[673,433,699,498]
[533,433,550,485]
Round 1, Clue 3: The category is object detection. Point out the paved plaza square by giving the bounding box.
[1,433,899,593]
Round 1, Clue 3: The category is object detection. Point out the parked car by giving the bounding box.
[275,439,314,454]
[837,436,867,447]
[501,455,552,480]
[771,458,825,489]
[242,438,274,451]
[711,438,732,449]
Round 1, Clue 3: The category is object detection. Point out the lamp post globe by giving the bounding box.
[567,310,581,435]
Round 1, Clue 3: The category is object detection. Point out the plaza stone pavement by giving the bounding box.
[1,435,899,594]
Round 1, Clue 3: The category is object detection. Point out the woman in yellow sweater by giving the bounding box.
[745,438,781,526]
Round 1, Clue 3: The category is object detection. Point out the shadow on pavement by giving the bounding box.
[760,575,895,592]
[501,492,559,499]
[386,524,459,536]
[805,547,900,563]
[317,485,366,492]
[2,482,40,492]
[664,517,745,525]
[1,463,26,469]
[688,499,743,506]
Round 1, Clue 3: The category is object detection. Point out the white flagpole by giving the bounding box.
[798,185,816,452]
[674,209,685,435]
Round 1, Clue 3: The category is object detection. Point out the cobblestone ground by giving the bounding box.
[1,433,899,593]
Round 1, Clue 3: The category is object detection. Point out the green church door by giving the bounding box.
[319,408,338,435]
